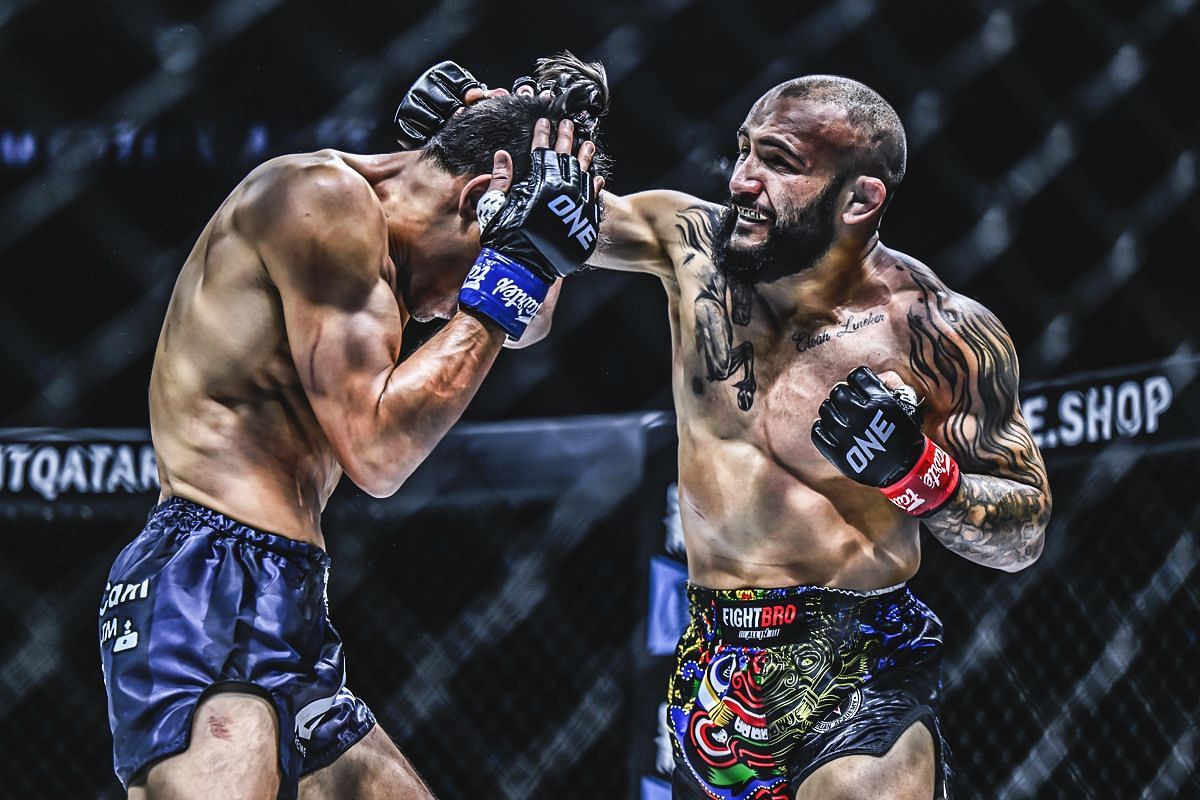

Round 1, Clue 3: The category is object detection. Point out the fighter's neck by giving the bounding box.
[340,151,462,270]
[754,234,892,328]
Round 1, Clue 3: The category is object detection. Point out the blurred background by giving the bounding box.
[1,0,1198,797]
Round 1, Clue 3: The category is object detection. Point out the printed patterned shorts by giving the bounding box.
[669,582,952,799]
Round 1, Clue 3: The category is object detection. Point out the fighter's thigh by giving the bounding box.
[793,720,935,800]
[128,690,281,800]
[298,724,435,800]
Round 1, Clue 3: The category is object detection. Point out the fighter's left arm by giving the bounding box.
[908,290,1052,572]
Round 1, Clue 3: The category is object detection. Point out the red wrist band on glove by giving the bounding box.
[880,436,961,517]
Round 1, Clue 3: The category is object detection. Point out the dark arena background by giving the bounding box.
[2,0,1199,798]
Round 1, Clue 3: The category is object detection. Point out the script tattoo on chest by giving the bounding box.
[792,311,886,352]
[677,206,757,411]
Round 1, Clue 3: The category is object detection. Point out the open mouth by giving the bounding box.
[734,204,771,224]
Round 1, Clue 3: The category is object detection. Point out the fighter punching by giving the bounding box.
[397,62,1049,799]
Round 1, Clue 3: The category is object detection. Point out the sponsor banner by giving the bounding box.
[0,356,1190,506]
[0,429,157,501]
[1020,355,1199,456]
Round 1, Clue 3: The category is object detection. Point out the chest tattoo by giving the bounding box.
[792,311,887,352]
[677,206,757,411]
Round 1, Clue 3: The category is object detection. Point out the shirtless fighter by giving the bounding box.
[98,58,608,800]
[398,68,1050,798]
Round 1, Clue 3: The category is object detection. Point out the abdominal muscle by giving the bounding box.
[149,208,341,548]
[151,387,340,549]
[676,429,923,591]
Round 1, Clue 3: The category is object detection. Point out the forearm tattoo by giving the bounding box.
[906,270,1051,568]
[677,206,757,411]
[929,475,1047,569]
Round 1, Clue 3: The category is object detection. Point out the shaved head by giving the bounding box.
[763,75,907,193]
[718,75,907,281]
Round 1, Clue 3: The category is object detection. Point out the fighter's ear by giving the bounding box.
[842,175,887,227]
[458,173,494,222]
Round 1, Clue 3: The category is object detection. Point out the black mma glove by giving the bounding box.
[394,61,482,149]
[811,366,961,516]
[480,147,599,280]
[459,149,600,339]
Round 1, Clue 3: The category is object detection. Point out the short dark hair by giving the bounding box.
[421,52,612,184]
[772,75,906,193]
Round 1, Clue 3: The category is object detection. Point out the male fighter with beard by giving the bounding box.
[573,75,1050,800]
[399,67,1050,798]
[98,59,608,800]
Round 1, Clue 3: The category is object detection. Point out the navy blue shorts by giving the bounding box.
[98,497,376,799]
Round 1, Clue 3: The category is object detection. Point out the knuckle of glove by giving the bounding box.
[828,383,859,408]
[536,147,561,179]
[401,95,442,129]
[818,399,848,430]
[558,152,576,176]
[431,61,480,93]
[395,61,480,148]
[848,365,879,385]
[810,423,837,457]
[394,121,426,148]
[418,83,460,112]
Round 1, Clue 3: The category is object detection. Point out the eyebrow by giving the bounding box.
[737,127,803,158]
[758,135,804,162]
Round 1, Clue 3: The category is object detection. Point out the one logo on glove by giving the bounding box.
[548,194,597,250]
[846,410,896,474]
[491,277,542,322]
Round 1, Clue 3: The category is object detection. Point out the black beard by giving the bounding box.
[712,175,844,284]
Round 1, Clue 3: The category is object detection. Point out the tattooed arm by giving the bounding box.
[907,275,1052,572]
[589,190,715,280]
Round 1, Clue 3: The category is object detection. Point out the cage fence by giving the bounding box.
[1,0,1198,798]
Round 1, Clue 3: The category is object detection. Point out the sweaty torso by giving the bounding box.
[150,151,390,546]
[661,203,951,590]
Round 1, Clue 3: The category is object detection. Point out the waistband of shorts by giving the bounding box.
[150,496,331,570]
[687,580,909,611]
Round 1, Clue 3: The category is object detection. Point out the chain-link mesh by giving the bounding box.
[2,420,1197,798]
[1,0,1196,424]
[0,420,658,799]
[912,446,1200,798]
[1,0,1198,797]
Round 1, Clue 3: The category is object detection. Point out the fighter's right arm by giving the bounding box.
[240,162,504,498]
[590,189,708,281]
